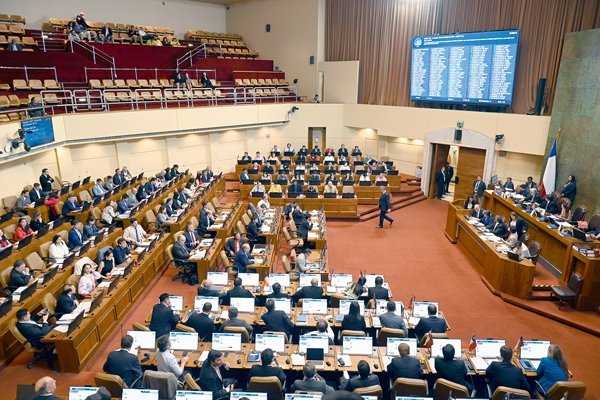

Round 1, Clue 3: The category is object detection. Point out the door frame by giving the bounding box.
[421,128,496,197]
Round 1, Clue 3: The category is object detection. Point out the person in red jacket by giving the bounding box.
[14,217,33,241]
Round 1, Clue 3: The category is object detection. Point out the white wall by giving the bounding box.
[318,61,360,104]
[2,0,226,37]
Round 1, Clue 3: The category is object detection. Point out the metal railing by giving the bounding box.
[0,66,59,84]
[176,44,207,70]
[83,67,217,83]
[69,39,116,70]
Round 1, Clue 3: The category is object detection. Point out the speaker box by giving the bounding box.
[266,24,271,33]
[454,129,462,141]
[534,77,546,115]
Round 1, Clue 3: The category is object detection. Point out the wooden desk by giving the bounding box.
[250,244,276,280]
[565,248,600,310]
[258,207,283,249]
[190,239,223,281]
[249,196,358,219]
[210,201,244,239]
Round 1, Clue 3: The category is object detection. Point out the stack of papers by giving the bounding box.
[371,316,381,327]
[220,310,229,320]
[57,312,80,325]
[408,316,421,326]
[428,358,437,373]
[470,356,490,370]
[98,281,111,288]
[54,325,69,333]
[189,250,207,260]
[209,224,224,229]
[291,353,305,366]
[338,354,352,367]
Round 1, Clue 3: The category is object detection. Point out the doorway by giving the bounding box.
[453,147,486,201]
[428,143,450,199]
[308,127,326,150]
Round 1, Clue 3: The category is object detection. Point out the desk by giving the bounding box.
[565,249,600,310]
[210,201,244,239]
[249,196,358,219]
[258,207,283,249]
[190,239,223,281]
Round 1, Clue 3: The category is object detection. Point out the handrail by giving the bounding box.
[0,66,59,83]
[69,40,116,74]
[175,44,207,70]
[83,66,217,82]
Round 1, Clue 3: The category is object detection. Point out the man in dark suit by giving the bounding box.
[113,238,132,266]
[387,343,423,381]
[481,210,495,229]
[31,377,61,400]
[224,233,245,258]
[491,216,508,238]
[267,282,289,299]
[473,176,485,198]
[62,194,82,217]
[67,221,85,250]
[470,205,483,219]
[220,306,253,336]
[296,217,312,240]
[338,144,349,157]
[486,345,531,395]
[343,360,380,391]
[9,260,32,292]
[444,162,454,194]
[293,277,323,304]
[197,279,226,299]
[185,302,215,342]
[435,344,472,393]
[117,195,131,214]
[248,348,286,386]
[376,186,393,228]
[183,223,200,251]
[149,293,181,339]
[39,169,54,193]
[55,284,78,319]
[103,334,143,388]
[83,216,100,241]
[367,276,389,300]
[198,209,215,238]
[226,277,254,300]
[29,183,44,203]
[435,167,446,200]
[172,234,197,274]
[198,350,234,398]
[246,215,260,242]
[15,308,53,352]
[232,244,255,273]
[544,194,559,214]
[290,363,334,393]
[240,169,251,182]
[112,169,124,186]
[261,299,295,337]
[414,304,448,341]
[379,301,408,336]
[144,178,156,195]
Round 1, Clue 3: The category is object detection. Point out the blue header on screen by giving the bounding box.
[21,117,55,148]
[410,30,519,105]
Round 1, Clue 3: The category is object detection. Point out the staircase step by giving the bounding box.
[359,193,427,222]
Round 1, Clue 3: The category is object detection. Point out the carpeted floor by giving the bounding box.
[1,198,599,398]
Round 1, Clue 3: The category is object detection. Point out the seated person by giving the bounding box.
[248,348,286,386]
[224,232,245,258]
[288,179,304,195]
[197,279,226,298]
[99,248,116,276]
[156,334,189,380]
[294,247,311,275]
[341,301,366,331]
[275,170,288,182]
[257,195,270,210]
[55,284,79,319]
[172,234,197,275]
[387,343,423,381]
[226,277,254,300]
[351,146,362,156]
[92,178,108,198]
[311,145,322,156]
[15,308,54,358]
[291,363,335,393]
[342,360,380,391]
[339,164,351,173]
[0,228,10,249]
[117,194,132,214]
[49,234,70,262]
[486,345,531,395]
[375,173,388,183]
[503,177,515,190]
[323,153,335,163]
[246,216,260,243]
[67,221,85,250]
[367,276,389,300]
[83,216,100,241]
[113,238,132,266]
[103,334,143,388]
[198,350,235,398]
[284,143,295,154]
[239,152,252,163]
[379,301,408,336]
[306,185,318,194]
[414,304,448,341]
[78,263,103,297]
[306,318,335,344]
[481,210,495,229]
[261,299,295,337]
[323,181,338,195]
[149,293,181,338]
[16,190,32,212]
[123,218,148,246]
[183,222,200,251]
[254,151,266,163]
[293,277,324,303]
[260,172,272,183]
[536,345,569,395]
[9,260,32,292]
[359,172,372,184]
[511,240,531,260]
[491,215,508,238]
[185,302,216,341]
[544,193,559,214]
[62,194,82,216]
[251,182,265,196]
[232,243,255,273]
[14,217,34,241]
[268,182,283,194]
[220,306,253,336]
[464,194,477,210]
[29,212,47,232]
[435,344,472,393]
[470,204,483,219]
[267,282,290,299]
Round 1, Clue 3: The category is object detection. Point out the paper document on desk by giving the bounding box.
[260,226,271,233]
[326,286,336,294]
[220,310,229,320]
[98,281,111,288]
[54,325,69,333]
[408,316,421,326]
[338,354,352,367]
[291,353,305,366]
[496,245,510,253]
[200,239,213,246]
[308,232,319,240]
[372,316,381,328]
[382,355,393,368]
[428,358,437,373]
[467,219,480,225]
[470,356,489,371]
[210,224,224,229]
[199,350,209,363]
[190,250,207,260]
[57,312,80,325]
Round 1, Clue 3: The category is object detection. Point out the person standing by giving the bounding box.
[376,185,393,228]
[473,176,485,198]
[435,167,446,200]
[444,163,454,194]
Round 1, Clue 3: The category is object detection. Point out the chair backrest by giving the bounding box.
[190,216,199,229]
[281,255,292,273]
[236,220,246,235]
[24,252,46,272]
[588,214,600,230]
[491,386,531,400]
[377,327,406,346]
[263,330,290,343]
[91,207,102,220]
[2,195,17,211]
[3,224,15,240]
[568,272,583,293]
[0,268,11,288]
[145,209,157,224]
[433,378,470,399]
[220,250,231,268]
[546,381,586,400]
[9,318,36,353]
[518,232,530,245]
[419,332,448,346]
[341,330,366,338]
[570,206,587,222]
[94,372,127,398]
[392,378,429,396]
[184,372,201,390]
[223,325,250,342]
[39,241,52,259]
[288,219,298,232]
[241,213,251,226]
[66,274,80,287]
[329,293,350,308]
[176,323,196,333]
[132,322,150,331]
[42,293,57,315]
[142,370,178,400]
[166,244,174,261]
[282,227,292,241]
[79,190,92,203]
[247,376,283,400]
[353,385,383,398]
[212,197,222,209]
[528,240,542,263]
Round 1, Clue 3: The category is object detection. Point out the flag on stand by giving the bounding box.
[541,135,558,198]
[468,334,477,352]
[514,335,524,351]
[423,331,434,348]
[408,295,415,310]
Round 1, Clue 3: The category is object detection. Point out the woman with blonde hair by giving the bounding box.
[536,344,569,394]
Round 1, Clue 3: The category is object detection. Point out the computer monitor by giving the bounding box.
[376,300,404,316]
[330,273,353,288]
[230,297,255,313]
[175,391,212,400]
[212,332,242,352]
[168,295,184,311]
[231,393,267,400]
[521,340,551,359]
[298,335,329,354]
[299,273,321,287]
[194,296,219,311]
[363,274,384,288]
[122,389,159,400]
[127,330,156,350]
[207,271,228,286]
[430,339,462,358]
[412,301,438,318]
[338,300,365,315]
[343,336,373,355]
[238,272,260,287]
[387,338,417,356]
[302,299,327,315]
[285,394,323,400]
[69,387,99,400]
[267,273,291,287]
[255,333,286,353]
[306,347,324,364]
[272,298,291,314]
[169,332,198,351]
[476,339,506,359]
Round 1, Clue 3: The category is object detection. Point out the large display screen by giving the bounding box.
[410,30,519,105]
[21,116,55,147]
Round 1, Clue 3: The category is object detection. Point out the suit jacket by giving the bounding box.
[240,173,250,181]
[561,182,576,203]
[344,373,380,392]
[185,311,215,341]
[197,286,225,298]
[117,200,130,214]
[492,222,508,238]
[17,321,53,348]
[172,242,191,262]
[481,216,495,229]
[473,180,485,198]
[103,349,143,388]
[9,268,30,291]
[261,309,294,336]
[246,221,259,241]
[267,291,289,299]
[546,200,559,215]
[379,191,390,211]
[55,291,77,319]
[486,360,531,394]
[470,208,483,219]
[29,188,43,202]
[144,182,155,194]
[198,361,228,399]
[184,231,200,251]
[224,237,245,256]
[297,220,312,239]
[68,228,84,249]
[379,311,408,336]
[293,285,324,302]
[249,364,286,385]
[434,357,468,387]
[227,286,254,300]
[113,245,131,265]
[414,316,448,340]
[341,315,366,331]
[291,377,333,393]
[30,396,62,400]
[220,316,253,335]
[435,170,445,185]
[62,200,81,215]
[232,250,254,273]
[198,215,214,235]
[113,174,123,185]
[83,224,99,241]
[387,355,423,381]
[39,174,54,192]
[367,285,389,300]
[149,303,180,339]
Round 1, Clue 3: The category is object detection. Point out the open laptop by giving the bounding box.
[266,273,291,289]
[376,300,404,316]
[306,347,325,368]
[272,298,292,314]
[507,251,521,261]
[68,387,100,400]
[519,340,551,370]
[382,338,418,367]
[363,274,384,288]
[212,332,242,352]
[255,333,286,353]
[299,335,329,355]
[285,394,323,400]
[207,271,228,290]
[238,272,260,288]
[168,295,184,312]
[175,391,212,400]
[330,273,353,288]
[572,227,592,242]
[299,273,321,287]
[122,389,159,400]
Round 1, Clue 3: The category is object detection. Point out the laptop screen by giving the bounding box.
[302,299,327,314]
[387,338,417,356]
[299,274,321,287]
[212,332,242,351]
[126,330,156,351]
[339,300,365,315]
[376,300,404,316]
[342,336,373,355]
[267,273,291,287]
[430,339,462,358]
[299,335,329,354]
[169,332,198,351]
[168,296,184,311]
[521,340,550,359]
[412,301,438,318]
[255,333,286,353]
[231,393,268,400]
[207,271,228,286]
[230,297,255,313]
[285,394,323,400]
[122,389,159,400]
[272,298,291,313]
[69,387,99,400]
[363,274,384,288]
[330,273,353,288]
[194,296,219,311]
[476,339,506,359]
[175,391,213,400]
[238,272,260,287]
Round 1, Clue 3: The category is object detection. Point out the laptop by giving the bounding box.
[270,192,283,198]
[336,300,365,321]
[122,389,159,400]
[17,234,33,248]
[230,297,255,313]
[72,180,81,189]
[194,296,220,311]
[82,176,91,185]
[175,391,213,400]
[324,193,337,198]
[305,192,318,198]
[0,298,13,317]
[519,340,550,370]
[572,227,592,242]
[68,387,99,400]
[342,193,355,198]
[342,336,373,355]
[0,211,13,223]
[507,251,521,261]
[207,271,228,290]
[306,347,325,368]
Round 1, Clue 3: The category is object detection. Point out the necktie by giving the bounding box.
[135,227,141,241]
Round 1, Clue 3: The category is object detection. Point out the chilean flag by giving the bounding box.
[541,136,557,198]
[468,334,477,352]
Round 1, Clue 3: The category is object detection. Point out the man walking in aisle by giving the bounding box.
[376,185,393,228]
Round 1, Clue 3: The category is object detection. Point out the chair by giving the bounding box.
[12,79,28,90]
[433,378,470,399]
[236,220,247,235]
[263,330,290,343]
[2,195,17,212]
[166,244,191,283]
[527,240,542,264]
[0,268,11,287]
[8,319,48,368]
[329,293,350,308]
[551,272,583,309]
[3,223,16,240]
[392,378,429,396]
[283,227,303,248]
[220,250,233,274]
[223,325,250,343]
[544,381,586,400]
[247,376,283,400]
[587,214,600,231]
[28,80,44,90]
[24,252,46,272]
[144,210,157,231]
[490,386,531,400]
[241,213,251,226]
[184,373,201,390]
[79,190,92,203]
[142,370,178,400]
[44,79,61,90]
[94,372,128,398]
[175,323,196,333]
[569,206,587,223]
[377,327,406,346]
[132,322,150,331]
[42,293,57,316]
[341,330,366,338]
[353,385,383,398]
[419,332,448,346]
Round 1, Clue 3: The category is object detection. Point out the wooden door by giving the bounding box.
[308,127,326,150]
[454,146,486,200]
[428,144,450,198]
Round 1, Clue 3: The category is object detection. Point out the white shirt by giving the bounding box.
[123,225,147,243]
[324,155,335,162]
[257,199,270,210]
[49,242,70,261]
[156,350,183,378]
